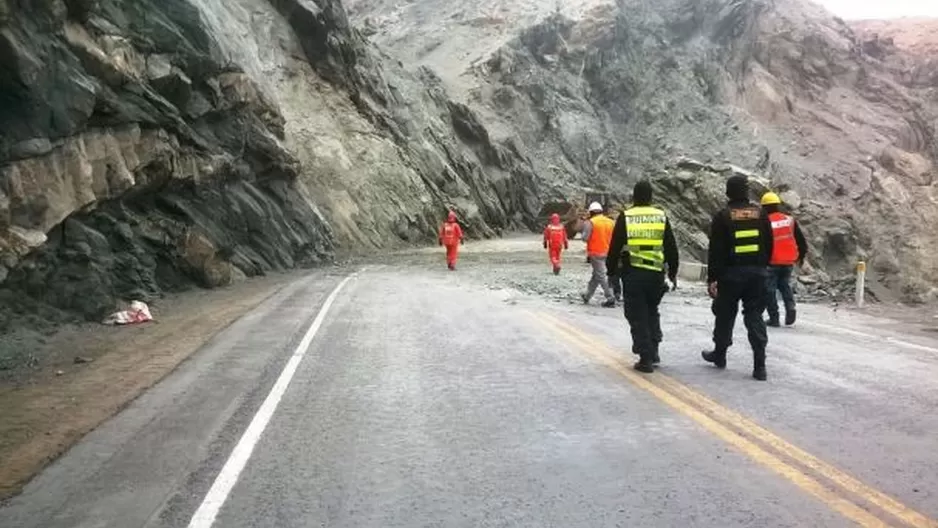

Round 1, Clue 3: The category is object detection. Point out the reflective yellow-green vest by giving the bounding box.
[729,206,763,259]
[623,206,667,272]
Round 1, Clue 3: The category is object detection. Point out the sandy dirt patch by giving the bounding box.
[0,272,304,500]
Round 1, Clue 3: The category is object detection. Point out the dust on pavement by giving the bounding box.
[394,235,938,338]
[385,234,708,303]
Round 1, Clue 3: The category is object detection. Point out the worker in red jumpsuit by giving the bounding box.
[543,213,569,274]
[439,211,464,270]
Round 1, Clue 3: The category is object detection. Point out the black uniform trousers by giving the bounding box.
[621,269,665,363]
[712,267,768,361]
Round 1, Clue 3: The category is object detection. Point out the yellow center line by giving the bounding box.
[536,312,938,528]
[531,311,937,528]
[652,376,938,528]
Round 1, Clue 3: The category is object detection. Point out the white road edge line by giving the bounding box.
[803,320,938,354]
[187,273,356,528]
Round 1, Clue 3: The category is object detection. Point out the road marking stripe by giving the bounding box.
[544,313,938,527]
[188,274,355,528]
[551,313,938,528]
[802,321,938,355]
[651,374,938,528]
[537,316,892,528]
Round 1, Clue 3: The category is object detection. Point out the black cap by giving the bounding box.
[633,180,653,205]
[726,175,749,201]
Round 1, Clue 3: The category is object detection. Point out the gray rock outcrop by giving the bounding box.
[4,0,938,329]
[349,0,938,303]
[0,0,540,322]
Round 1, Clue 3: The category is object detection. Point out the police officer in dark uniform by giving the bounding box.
[702,175,774,381]
[608,181,680,373]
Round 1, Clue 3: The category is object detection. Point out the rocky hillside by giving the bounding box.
[0,0,541,323]
[852,18,938,59]
[851,18,938,89]
[3,0,938,329]
[349,0,938,302]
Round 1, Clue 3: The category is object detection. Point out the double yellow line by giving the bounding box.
[534,311,938,528]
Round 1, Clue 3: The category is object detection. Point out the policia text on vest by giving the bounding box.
[624,207,668,272]
[607,192,680,373]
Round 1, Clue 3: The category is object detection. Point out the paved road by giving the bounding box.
[2,252,938,527]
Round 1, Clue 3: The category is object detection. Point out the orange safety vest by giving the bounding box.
[586,215,614,257]
[769,212,798,266]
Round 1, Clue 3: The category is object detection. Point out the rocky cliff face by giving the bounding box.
[852,18,938,60]
[0,0,540,323]
[3,0,937,327]
[850,18,938,92]
[349,0,938,302]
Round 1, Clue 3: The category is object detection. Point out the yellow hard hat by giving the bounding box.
[761,192,781,206]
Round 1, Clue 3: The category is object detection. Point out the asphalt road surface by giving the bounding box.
[2,245,938,528]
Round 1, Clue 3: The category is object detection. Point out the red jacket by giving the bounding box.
[439,215,463,246]
[769,212,799,265]
[543,214,568,249]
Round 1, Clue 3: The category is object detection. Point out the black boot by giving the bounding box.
[634,360,654,373]
[701,350,727,369]
[766,315,780,328]
[753,350,767,381]
[785,310,796,326]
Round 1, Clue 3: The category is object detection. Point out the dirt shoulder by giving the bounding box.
[0,271,304,500]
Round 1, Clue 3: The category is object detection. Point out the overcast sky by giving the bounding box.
[814,0,938,19]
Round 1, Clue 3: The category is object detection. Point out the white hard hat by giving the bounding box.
[588,202,603,213]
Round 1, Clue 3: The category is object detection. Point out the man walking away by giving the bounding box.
[439,211,464,271]
[608,181,679,373]
[761,192,808,327]
[544,213,569,274]
[702,175,774,381]
[581,202,617,308]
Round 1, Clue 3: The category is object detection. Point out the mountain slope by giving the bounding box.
[0,0,540,321]
[3,0,937,328]
[349,0,938,301]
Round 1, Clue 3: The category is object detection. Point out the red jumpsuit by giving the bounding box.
[543,213,569,274]
[439,212,464,270]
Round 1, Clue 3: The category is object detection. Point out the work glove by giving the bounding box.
[707,281,718,299]
[543,241,548,249]
[460,239,465,245]
[586,256,592,264]
[564,243,569,250]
